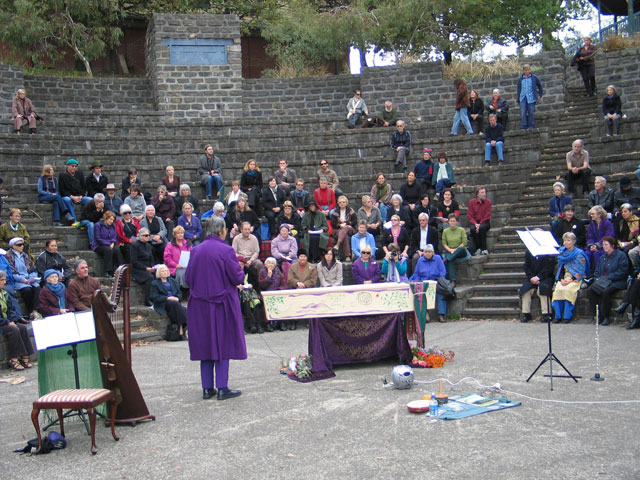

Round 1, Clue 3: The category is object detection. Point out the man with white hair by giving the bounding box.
[409,212,439,272]
[564,139,591,196]
[12,88,37,134]
[587,176,614,216]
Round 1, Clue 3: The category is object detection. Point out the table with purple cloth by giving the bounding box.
[307,313,411,381]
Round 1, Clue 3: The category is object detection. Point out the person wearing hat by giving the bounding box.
[431,152,456,201]
[413,148,434,188]
[85,161,109,198]
[300,201,329,263]
[37,164,76,226]
[104,183,124,215]
[38,269,74,317]
[275,200,300,238]
[58,158,92,207]
[5,237,40,319]
[613,176,640,220]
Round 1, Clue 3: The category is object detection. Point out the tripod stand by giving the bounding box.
[526,302,580,390]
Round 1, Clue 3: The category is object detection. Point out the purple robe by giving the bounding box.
[351,258,381,284]
[185,235,247,361]
[584,218,615,270]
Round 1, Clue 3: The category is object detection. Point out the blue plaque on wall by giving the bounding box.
[162,39,234,65]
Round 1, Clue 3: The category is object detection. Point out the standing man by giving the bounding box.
[198,144,223,200]
[391,120,411,173]
[574,36,597,97]
[186,216,245,401]
[316,160,343,198]
[59,158,93,208]
[517,64,543,130]
[484,114,505,166]
[85,161,109,198]
[274,159,297,196]
[467,187,492,256]
[564,139,591,196]
[346,89,368,129]
[12,88,37,134]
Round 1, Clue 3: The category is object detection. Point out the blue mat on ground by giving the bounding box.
[438,395,521,420]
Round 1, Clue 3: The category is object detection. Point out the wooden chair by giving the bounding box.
[31,388,120,454]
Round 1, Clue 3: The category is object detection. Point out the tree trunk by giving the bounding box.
[71,43,93,77]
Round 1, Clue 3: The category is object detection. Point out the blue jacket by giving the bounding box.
[594,249,630,290]
[410,254,447,281]
[517,73,543,103]
[351,232,377,259]
[390,130,412,151]
[413,160,433,184]
[549,194,573,218]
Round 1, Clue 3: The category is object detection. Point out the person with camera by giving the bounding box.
[381,243,409,283]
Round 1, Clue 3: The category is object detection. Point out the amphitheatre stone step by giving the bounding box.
[460,307,520,319]
[478,271,526,282]
[482,261,523,271]
[466,295,520,306]
[472,284,521,296]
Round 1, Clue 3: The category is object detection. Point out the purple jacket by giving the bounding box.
[92,219,117,250]
[351,258,381,284]
[586,218,614,247]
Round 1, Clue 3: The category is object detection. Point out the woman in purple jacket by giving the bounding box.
[584,205,615,275]
[92,211,124,277]
[351,246,381,284]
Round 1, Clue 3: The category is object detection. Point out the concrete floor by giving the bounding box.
[2,320,639,479]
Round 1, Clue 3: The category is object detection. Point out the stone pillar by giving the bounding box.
[145,13,243,119]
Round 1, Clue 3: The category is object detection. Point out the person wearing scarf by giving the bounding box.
[381,243,409,283]
[486,89,509,129]
[39,269,73,316]
[551,232,589,323]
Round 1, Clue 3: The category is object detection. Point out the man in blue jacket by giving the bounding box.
[409,244,448,323]
[517,64,543,130]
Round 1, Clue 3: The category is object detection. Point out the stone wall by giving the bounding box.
[145,14,243,118]
[566,47,640,114]
[242,75,361,118]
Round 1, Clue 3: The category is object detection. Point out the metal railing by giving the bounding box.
[566,11,640,56]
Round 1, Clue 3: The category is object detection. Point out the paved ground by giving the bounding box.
[2,320,639,479]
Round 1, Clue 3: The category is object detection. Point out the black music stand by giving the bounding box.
[517,230,580,391]
[32,311,100,434]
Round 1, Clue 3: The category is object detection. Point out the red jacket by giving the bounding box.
[313,187,336,213]
[467,198,492,225]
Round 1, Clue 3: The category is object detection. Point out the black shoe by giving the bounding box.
[600,317,611,326]
[203,388,217,400]
[64,213,75,225]
[553,318,561,324]
[279,322,287,331]
[217,389,242,401]
[265,323,274,332]
[257,325,264,334]
[627,310,640,330]
[249,325,258,334]
[614,302,630,315]
[562,318,572,324]
[541,314,552,323]
[53,222,63,227]
[289,322,297,330]
[520,313,532,323]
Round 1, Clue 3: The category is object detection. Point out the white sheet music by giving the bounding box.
[517,230,560,257]
[31,311,97,351]
[179,251,191,267]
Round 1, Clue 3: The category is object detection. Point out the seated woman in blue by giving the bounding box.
[551,232,589,324]
[549,182,572,234]
[178,202,203,246]
[410,244,448,323]
[381,243,408,283]
[351,220,377,260]
[151,264,187,340]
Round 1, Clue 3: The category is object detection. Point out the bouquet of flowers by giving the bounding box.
[411,346,455,368]
[280,354,313,379]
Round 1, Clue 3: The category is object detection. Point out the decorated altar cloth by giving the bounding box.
[307,313,412,380]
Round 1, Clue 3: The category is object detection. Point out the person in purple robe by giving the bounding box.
[185,216,246,401]
[351,245,381,284]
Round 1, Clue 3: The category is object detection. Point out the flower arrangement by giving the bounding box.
[411,346,455,368]
[280,354,313,379]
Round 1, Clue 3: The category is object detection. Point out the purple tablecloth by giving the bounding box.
[307,313,411,380]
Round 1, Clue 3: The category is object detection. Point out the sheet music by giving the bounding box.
[517,230,559,257]
[179,251,191,267]
[31,311,97,350]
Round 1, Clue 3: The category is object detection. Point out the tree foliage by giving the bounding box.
[0,0,123,76]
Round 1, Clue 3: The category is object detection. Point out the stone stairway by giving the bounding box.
[462,87,600,320]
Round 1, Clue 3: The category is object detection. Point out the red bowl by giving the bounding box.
[407,400,431,414]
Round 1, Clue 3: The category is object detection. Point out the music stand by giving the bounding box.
[32,311,99,433]
[517,230,580,391]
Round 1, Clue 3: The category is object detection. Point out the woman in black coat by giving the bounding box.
[130,228,156,306]
[240,159,263,213]
[614,271,640,329]
[388,194,413,230]
[602,85,622,136]
[150,265,187,340]
[468,89,485,134]
[519,250,556,323]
